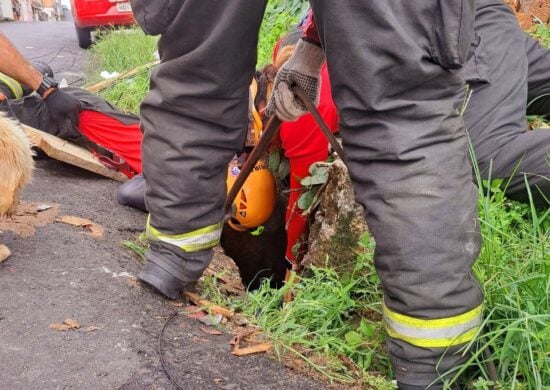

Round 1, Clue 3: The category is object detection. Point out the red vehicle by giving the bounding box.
[70,0,135,49]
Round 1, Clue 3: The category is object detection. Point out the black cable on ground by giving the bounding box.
[158,311,185,390]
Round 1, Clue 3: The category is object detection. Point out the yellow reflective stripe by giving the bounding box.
[146,215,222,252]
[383,303,483,348]
[384,304,483,328]
[0,73,24,99]
[386,325,480,348]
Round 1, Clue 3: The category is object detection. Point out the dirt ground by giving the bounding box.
[507,0,550,29]
[0,156,323,389]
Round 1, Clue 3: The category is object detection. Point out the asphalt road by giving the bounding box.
[0,21,320,390]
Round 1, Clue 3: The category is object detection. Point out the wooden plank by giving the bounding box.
[86,61,159,94]
[22,125,128,182]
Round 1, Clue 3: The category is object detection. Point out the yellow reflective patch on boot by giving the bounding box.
[146,215,222,252]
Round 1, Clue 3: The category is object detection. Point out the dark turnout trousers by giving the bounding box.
[464,0,550,208]
[132,0,483,387]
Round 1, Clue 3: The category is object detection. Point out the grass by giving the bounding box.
[86,28,158,114]
[531,23,550,48]
[230,237,392,386]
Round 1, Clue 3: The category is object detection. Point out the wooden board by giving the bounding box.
[22,125,128,182]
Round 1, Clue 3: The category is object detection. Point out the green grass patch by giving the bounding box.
[86,28,158,114]
[531,23,550,48]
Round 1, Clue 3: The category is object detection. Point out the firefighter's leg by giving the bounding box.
[464,0,550,207]
[136,1,267,299]
[117,174,146,212]
[310,1,482,387]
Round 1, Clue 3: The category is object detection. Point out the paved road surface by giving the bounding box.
[0,21,320,390]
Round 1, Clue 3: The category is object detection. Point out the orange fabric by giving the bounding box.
[78,110,143,173]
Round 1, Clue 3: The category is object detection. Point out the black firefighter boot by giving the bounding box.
[138,242,210,300]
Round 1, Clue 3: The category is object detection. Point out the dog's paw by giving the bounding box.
[0,244,11,263]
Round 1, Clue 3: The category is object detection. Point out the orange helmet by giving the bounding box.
[226,158,277,231]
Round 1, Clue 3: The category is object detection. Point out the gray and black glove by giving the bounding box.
[44,88,82,127]
[266,39,324,122]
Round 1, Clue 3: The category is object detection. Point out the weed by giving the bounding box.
[122,232,147,263]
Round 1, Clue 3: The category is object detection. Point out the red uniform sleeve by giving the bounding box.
[301,9,321,46]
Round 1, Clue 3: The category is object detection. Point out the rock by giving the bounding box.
[301,160,369,275]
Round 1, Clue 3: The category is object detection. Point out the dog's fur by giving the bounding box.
[0,113,34,262]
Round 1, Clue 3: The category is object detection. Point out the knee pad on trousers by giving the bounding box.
[117,174,147,212]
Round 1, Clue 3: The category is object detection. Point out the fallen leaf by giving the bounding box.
[64,318,81,329]
[232,343,273,356]
[87,223,104,239]
[86,325,100,332]
[49,323,71,331]
[56,215,104,239]
[49,318,80,331]
[200,327,222,336]
[184,292,234,318]
[168,301,183,308]
[213,378,223,384]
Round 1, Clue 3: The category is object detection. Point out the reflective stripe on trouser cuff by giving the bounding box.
[0,73,24,99]
[146,215,222,252]
[384,303,483,348]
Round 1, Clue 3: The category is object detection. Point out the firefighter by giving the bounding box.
[131,1,482,388]
[0,32,81,126]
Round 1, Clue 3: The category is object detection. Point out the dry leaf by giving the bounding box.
[0,245,11,263]
[183,292,234,318]
[56,215,104,239]
[86,325,100,332]
[213,378,223,384]
[200,327,222,336]
[168,301,183,308]
[231,343,273,356]
[64,318,81,329]
[49,318,80,331]
[49,323,70,331]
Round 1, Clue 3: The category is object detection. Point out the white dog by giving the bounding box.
[0,113,34,262]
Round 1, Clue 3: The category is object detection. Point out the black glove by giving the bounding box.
[44,88,82,127]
